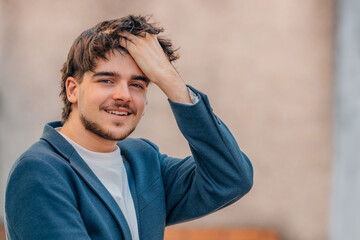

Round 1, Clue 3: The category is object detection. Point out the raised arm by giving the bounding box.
[118,32,253,224]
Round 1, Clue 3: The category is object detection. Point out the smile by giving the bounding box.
[105,110,130,116]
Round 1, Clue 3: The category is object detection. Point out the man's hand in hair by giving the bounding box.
[119,32,192,104]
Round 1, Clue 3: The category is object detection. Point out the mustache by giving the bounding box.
[100,102,137,115]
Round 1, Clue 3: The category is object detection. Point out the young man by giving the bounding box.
[5,15,253,240]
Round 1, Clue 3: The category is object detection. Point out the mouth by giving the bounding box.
[105,110,131,116]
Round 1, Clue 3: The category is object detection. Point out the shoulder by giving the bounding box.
[8,139,74,186]
[6,140,80,209]
[19,139,70,164]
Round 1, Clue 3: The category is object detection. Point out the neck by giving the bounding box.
[60,117,117,153]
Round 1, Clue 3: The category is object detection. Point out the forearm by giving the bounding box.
[170,87,253,195]
[162,87,253,224]
[154,71,192,104]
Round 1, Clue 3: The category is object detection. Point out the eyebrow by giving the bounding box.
[93,71,120,77]
[93,71,150,86]
[132,75,150,86]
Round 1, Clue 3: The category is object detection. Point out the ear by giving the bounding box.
[65,77,79,104]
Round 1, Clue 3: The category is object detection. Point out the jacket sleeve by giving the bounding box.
[160,86,254,225]
[5,157,91,240]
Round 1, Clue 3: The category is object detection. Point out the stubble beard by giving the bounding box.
[80,113,136,141]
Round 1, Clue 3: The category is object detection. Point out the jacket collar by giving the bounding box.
[40,121,133,240]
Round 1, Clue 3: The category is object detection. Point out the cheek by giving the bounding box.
[80,88,108,106]
[134,94,146,113]
[138,98,146,113]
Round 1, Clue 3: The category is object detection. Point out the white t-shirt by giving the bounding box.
[58,131,139,240]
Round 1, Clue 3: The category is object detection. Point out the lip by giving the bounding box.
[104,110,133,118]
[106,107,132,113]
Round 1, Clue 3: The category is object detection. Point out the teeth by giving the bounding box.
[107,110,129,116]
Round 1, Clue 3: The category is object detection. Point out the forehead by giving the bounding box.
[92,51,144,76]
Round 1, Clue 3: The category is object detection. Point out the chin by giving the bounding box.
[81,114,136,141]
[110,130,134,141]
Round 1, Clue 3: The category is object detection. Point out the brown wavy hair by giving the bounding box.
[60,15,179,123]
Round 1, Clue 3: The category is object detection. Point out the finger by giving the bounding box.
[118,35,128,49]
[118,31,136,42]
[138,31,147,38]
[118,34,136,50]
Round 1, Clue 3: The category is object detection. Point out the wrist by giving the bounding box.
[157,77,192,104]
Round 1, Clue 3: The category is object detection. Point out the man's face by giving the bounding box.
[70,51,148,141]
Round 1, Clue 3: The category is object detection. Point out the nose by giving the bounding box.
[112,82,131,102]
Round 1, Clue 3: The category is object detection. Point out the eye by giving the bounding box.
[98,79,113,84]
[130,82,145,89]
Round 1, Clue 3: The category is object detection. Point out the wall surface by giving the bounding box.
[0,0,5,224]
[331,0,360,239]
[0,1,334,239]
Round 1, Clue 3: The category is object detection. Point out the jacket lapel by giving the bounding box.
[122,157,141,233]
[40,122,133,240]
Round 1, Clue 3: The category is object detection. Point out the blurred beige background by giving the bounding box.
[0,0,337,239]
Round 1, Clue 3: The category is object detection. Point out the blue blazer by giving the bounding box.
[5,88,253,240]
